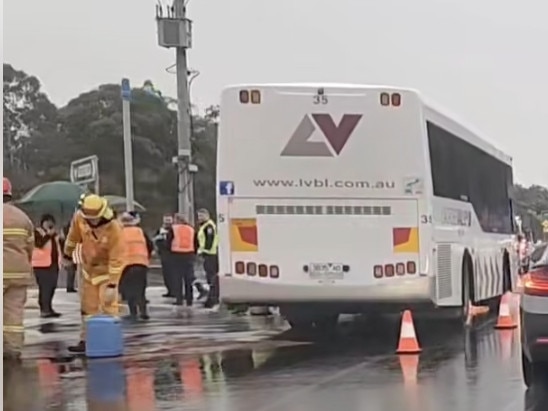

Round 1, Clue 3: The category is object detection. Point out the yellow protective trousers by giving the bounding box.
[80,271,119,340]
[3,283,27,356]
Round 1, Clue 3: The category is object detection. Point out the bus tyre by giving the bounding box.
[461,254,474,324]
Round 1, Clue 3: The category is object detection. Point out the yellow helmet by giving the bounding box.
[80,194,114,220]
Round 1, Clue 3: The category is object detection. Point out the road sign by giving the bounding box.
[542,220,548,233]
[121,78,131,101]
[70,155,99,192]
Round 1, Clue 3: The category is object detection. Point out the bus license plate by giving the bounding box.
[308,263,344,280]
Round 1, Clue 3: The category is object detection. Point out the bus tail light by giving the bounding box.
[250,89,261,104]
[269,265,280,278]
[396,263,405,276]
[235,261,245,274]
[374,265,383,278]
[391,93,401,107]
[384,264,395,277]
[380,92,390,106]
[246,262,257,276]
[524,268,548,296]
[239,90,250,104]
[258,264,268,277]
[407,261,416,274]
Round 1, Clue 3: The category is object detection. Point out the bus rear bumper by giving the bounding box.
[220,275,432,305]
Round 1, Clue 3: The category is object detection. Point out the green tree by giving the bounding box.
[3,63,60,194]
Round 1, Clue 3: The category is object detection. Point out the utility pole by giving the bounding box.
[156,0,194,223]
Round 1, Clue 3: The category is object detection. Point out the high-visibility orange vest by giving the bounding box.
[123,226,149,267]
[171,224,195,253]
[32,237,61,268]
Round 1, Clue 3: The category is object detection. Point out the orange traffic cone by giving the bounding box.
[396,310,422,354]
[495,292,517,329]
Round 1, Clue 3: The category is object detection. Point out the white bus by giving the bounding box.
[216,83,519,329]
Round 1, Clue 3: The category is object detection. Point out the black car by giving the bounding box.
[521,242,548,387]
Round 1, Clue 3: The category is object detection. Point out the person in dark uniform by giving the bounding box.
[32,214,62,318]
[196,209,220,309]
[153,215,176,298]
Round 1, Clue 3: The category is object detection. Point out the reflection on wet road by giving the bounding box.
[5,310,548,411]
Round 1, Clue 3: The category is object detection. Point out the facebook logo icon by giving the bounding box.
[219,181,235,196]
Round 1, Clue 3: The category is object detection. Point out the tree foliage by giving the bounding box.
[3,63,548,234]
[3,64,60,193]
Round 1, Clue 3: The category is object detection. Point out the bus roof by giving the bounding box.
[222,83,513,167]
[422,98,512,166]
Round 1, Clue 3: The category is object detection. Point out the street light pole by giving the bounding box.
[156,0,194,222]
[121,78,135,212]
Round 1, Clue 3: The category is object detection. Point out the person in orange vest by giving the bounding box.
[32,213,63,318]
[119,211,153,321]
[3,177,35,363]
[62,194,125,354]
[166,213,196,308]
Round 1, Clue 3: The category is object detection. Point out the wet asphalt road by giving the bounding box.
[5,291,548,411]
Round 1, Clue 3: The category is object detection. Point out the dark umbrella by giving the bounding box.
[16,181,85,224]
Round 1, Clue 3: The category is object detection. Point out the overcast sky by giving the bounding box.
[3,0,547,187]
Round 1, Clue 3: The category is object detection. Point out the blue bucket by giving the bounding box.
[85,315,124,358]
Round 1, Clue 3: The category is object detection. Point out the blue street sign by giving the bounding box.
[121,78,131,100]
[219,181,235,196]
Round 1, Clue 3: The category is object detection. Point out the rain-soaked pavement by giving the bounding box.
[4,289,548,411]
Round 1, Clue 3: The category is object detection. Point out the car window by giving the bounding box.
[530,244,548,267]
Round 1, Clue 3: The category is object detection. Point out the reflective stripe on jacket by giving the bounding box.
[123,226,149,267]
[197,220,218,255]
[32,237,61,268]
[171,224,195,253]
[3,203,34,286]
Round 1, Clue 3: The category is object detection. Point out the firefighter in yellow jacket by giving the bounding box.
[3,177,35,363]
[62,194,125,353]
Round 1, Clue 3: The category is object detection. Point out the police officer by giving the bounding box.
[153,214,175,298]
[196,209,219,308]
